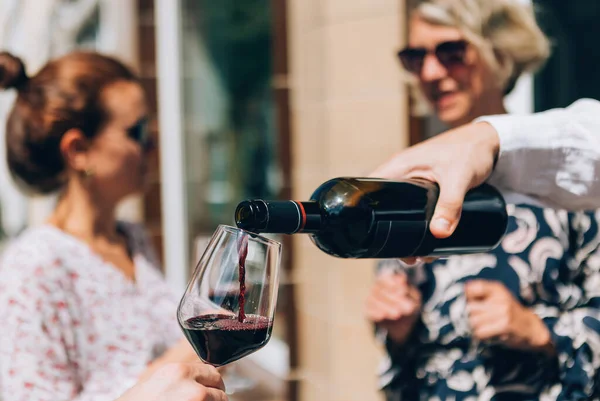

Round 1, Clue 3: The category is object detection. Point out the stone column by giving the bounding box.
[287,1,409,400]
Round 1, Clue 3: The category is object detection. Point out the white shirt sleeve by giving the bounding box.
[475,98,600,210]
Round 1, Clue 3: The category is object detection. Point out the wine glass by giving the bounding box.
[178,225,282,394]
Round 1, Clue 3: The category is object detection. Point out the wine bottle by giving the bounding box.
[234,177,508,258]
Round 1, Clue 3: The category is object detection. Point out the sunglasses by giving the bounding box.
[397,40,468,75]
[127,118,152,149]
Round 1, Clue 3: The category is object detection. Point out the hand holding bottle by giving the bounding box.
[365,271,422,345]
[370,122,500,239]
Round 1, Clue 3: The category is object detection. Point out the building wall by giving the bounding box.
[287,1,409,400]
[138,0,164,264]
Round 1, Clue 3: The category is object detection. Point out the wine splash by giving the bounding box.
[237,233,249,322]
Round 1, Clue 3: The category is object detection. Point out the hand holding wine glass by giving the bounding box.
[117,362,227,401]
[137,338,200,382]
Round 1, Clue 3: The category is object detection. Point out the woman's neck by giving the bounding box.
[450,95,507,129]
[48,182,118,242]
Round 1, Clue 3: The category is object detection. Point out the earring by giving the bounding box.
[82,168,95,179]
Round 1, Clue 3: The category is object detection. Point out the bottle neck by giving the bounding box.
[294,201,321,233]
[235,200,321,234]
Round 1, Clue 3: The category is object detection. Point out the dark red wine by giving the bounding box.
[181,314,272,366]
[235,177,508,258]
[237,233,249,322]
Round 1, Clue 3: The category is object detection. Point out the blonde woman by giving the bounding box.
[366,1,600,400]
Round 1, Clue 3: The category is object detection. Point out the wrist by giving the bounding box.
[473,122,500,169]
[387,327,413,345]
[526,314,555,356]
[386,315,420,345]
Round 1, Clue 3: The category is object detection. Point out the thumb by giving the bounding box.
[465,280,490,301]
[204,387,229,401]
[429,177,468,239]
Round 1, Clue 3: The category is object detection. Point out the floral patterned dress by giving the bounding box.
[0,222,184,401]
[377,204,600,401]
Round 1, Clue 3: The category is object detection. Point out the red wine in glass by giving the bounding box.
[181,313,273,366]
[177,224,281,392]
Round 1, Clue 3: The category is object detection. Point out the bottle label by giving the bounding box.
[368,220,428,258]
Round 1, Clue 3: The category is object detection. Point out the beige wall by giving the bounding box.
[287,1,409,400]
